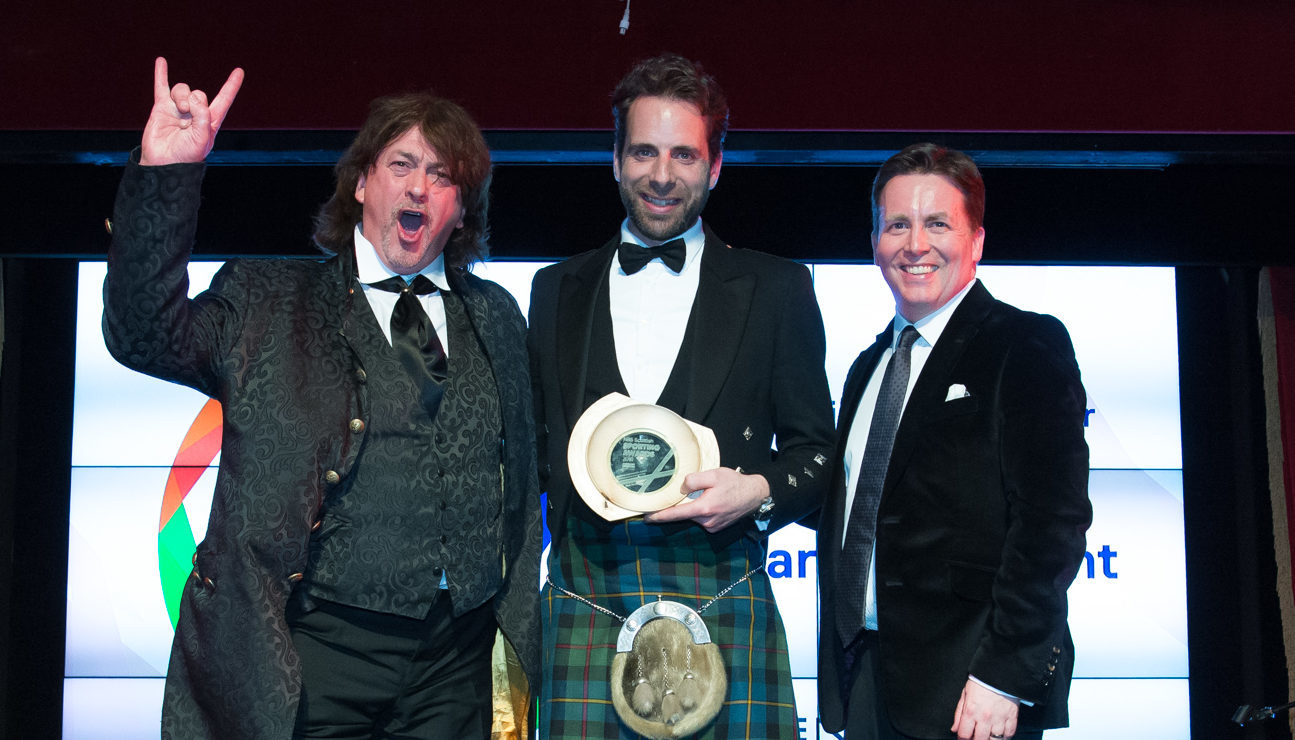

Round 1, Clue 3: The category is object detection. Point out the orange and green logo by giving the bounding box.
[157,398,222,629]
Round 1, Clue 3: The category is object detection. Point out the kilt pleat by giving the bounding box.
[540,517,798,739]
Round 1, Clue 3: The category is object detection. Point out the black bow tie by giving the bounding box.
[617,239,687,275]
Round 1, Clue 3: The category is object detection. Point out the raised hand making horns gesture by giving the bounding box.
[140,57,244,166]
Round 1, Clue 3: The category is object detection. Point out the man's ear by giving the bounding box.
[612,151,621,183]
[354,172,367,204]
[871,232,879,265]
[972,226,985,263]
[708,151,723,190]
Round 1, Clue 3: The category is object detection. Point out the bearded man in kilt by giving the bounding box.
[527,53,835,738]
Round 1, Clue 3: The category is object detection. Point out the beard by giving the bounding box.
[618,177,711,244]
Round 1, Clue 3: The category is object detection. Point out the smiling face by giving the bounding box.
[613,96,721,244]
[355,127,465,275]
[872,173,985,322]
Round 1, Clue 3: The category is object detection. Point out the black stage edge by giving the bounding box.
[3,130,1295,167]
[5,162,1295,267]
[2,130,1295,266]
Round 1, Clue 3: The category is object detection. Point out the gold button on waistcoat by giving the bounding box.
[324,470,341,485]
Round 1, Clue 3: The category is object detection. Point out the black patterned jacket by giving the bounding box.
[103,158,541,739]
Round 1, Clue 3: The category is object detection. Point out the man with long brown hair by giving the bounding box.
[103,58,540,739]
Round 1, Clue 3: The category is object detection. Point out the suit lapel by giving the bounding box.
[826,325,891,552]
[557,229,752,426]
[684,229,756,422]
[836,326,892,455]
[885,281,995,493]
[556,238,619,430]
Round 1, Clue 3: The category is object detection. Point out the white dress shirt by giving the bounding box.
[840,277,1024,702]
[840,278,977,626]
[352,225,452,357]
[608,218,706,402]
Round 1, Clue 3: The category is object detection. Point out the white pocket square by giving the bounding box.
[945,383,970,402]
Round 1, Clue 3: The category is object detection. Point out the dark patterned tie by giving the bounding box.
[617,238,686,274]
[369,275,447,414]
[836,324,920,647]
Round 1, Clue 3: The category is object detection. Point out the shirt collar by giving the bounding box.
[892,277,978,349]
[618,217,706,272]
[352,224,451,291]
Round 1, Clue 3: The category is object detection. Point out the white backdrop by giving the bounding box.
[66,262,1185,739]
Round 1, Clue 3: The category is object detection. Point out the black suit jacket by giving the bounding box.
[817,281,1092,737]
[103,159,542,739]
[528,228,835,550]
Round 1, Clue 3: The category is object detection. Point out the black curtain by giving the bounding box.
[1180,266,1291,739]
[1,257,75,739]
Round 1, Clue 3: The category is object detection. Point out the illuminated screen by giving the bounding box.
[67,261,1185,739]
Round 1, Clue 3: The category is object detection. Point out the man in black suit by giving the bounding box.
[817,144,1092,740]
[528,53,834,737]
[103,59,540,739]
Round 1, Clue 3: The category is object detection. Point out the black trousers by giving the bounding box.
[842,631,1043,740]
[288,594,495,739]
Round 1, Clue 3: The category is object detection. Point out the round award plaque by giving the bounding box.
[568,393,720,521]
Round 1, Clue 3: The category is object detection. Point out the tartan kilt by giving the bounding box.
[540,516,798,739]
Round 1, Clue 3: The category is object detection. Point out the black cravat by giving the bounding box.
[368,275,448,414]
[617,238,686,274]
[836,325,920,647]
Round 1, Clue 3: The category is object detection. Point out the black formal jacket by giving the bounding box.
[103,159,541,739]
[527,229,835,550]
[817,281,1092,737]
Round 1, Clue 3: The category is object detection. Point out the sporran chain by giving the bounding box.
[545,563,765,621]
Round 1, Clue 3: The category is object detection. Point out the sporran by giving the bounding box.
[610,600,725,737]
[546,564,763,739]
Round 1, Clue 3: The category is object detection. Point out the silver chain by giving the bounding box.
[546,564,766,622]
[546,577,628,622]
[698,564,764,613]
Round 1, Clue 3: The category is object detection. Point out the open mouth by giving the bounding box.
[901,265,937,275]
[399,210,425,233]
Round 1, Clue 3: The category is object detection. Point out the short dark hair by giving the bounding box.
[314,92,491,270]
[871,143,985,236]
[611,53,728,164]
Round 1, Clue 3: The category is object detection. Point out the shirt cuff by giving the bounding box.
[967,675,1034,707]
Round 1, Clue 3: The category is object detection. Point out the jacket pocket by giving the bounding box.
[934,394,980,418]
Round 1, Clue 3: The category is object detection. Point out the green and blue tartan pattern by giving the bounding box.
[539,517,799,739]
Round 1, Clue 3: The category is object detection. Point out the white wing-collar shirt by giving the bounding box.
[608,218,706,403]
[352,224,452,356]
